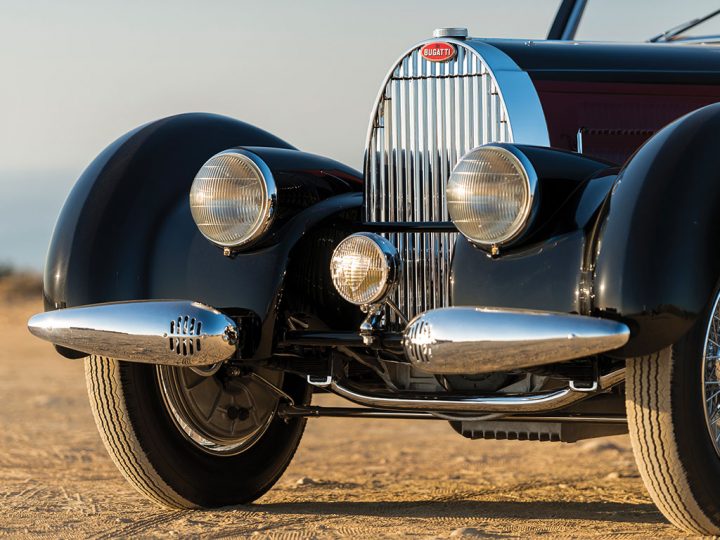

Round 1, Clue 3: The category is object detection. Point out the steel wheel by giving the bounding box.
[156,365,282,456]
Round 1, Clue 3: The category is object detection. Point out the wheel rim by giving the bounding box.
[157,365,282,456]
[702,291,720,457]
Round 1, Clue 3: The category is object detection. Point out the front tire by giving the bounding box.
[626,299,720,533]
[85,356,309,508]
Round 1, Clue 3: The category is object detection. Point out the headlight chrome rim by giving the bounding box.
[330,232,401,306]
[190,149,277,249]
[447,144,537,248]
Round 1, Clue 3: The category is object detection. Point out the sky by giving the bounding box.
[2,0,719,270]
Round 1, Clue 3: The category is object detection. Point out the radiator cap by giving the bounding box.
[433,27,468,39]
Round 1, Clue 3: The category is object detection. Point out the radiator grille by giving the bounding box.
[364,41,513,320]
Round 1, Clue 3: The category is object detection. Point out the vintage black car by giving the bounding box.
[27,1,720,534]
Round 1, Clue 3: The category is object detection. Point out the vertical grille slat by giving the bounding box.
[364,42,512,321]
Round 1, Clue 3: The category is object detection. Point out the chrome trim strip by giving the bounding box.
[462,39,550,148]
[665,35,720,45]
[321,369,625,413]
[28,300,238,366]
[576,128,584,154]
[403,307,630,375]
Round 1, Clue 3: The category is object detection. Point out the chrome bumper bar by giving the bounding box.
[28,300,238,366]
[403,307,630,375]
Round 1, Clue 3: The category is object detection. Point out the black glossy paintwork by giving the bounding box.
[43,113,361,359]
[452,231,586,313]
[239,146,362,247]
[150,192,361,359]
[451,146,616,314]
[508,145,615,248]
[44,59,720,367]
[450,105,720,359]
[485,39,720,84]
[594,103,720,357]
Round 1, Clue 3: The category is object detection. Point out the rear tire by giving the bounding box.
[85,356,309,508]
[626,298,720,534]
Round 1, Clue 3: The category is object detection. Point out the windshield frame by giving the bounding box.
[549,0,720,44]
[547,0,587,40]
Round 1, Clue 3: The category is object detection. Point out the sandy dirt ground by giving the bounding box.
[0,285,689,538]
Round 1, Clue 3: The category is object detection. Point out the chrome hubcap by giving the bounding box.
[702,293,720,457]
[157,365,282,456]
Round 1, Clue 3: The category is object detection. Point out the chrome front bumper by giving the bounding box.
[28,300,239,367]
[28,300,630,376]
[403,307,630,375]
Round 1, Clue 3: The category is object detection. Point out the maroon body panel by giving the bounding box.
[533,80,720,164]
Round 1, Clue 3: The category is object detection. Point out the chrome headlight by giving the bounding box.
[446,145,537,248]
[330,233,400,306]
[189,149,276,248]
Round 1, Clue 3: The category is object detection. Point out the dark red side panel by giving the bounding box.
[533,80,720,165]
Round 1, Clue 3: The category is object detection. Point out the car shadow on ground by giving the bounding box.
[247,499,666,525]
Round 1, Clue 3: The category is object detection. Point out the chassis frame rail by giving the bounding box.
[277,405,627,424]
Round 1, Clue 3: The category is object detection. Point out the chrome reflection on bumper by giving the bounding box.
[403,307,630,375]
[28,300,238,366]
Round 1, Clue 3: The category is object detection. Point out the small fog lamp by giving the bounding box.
[330,233,400,306]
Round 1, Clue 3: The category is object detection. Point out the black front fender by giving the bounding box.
[44,113,361,359]
[594,103,720,357]
[148,190,361,359]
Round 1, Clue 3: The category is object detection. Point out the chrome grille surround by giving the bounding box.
[363,38,550,320]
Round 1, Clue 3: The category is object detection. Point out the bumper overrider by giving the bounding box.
[403,307,629,374]
[28,300,239,367]
[27,300,630,373]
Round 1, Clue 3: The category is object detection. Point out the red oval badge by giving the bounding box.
[420,42,456,63]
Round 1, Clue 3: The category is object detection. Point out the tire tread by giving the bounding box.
[626,351,717,534]
[84,356,196,509]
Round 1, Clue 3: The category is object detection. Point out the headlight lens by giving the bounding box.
[330,233,400,306]
[189,149,276,248]
[446,145,536,247]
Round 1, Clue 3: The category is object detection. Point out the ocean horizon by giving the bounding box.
[0,169,80,272]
